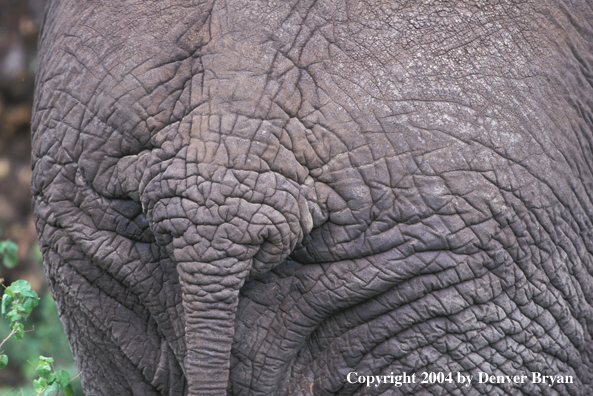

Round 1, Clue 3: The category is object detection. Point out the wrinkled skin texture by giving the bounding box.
[31,0,593,395]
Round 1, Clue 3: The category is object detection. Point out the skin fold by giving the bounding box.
[31,0,593,395]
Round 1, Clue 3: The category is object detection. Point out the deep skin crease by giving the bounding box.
[31,0,593,395]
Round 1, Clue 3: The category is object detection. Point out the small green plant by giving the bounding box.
[33,356,74,396]
[1,279,40,347]
[0,241,77,395]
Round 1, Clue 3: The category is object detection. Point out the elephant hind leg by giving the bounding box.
[233,248,590,396]
[38,229,186,395]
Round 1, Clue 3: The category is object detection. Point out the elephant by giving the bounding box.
[30,0,593,395]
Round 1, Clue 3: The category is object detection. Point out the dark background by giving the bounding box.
[0,0,83,394]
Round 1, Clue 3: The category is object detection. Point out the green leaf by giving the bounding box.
[0,241,18,268]
[64,383,75,396]
[23,295,40,315]
[36,359,52,377]
[2,253,18,268]
[16,304,29,314]
[0,354,8,369]
[13,321,24,340]
[11,320,24,332]
[7,310,20,323]
[34,377,48,393]
[21,289,39,299]
[39,356,54,364]
[46,382,60,393]
[47,372,56,384]
[55,370,71,388]
[0,240,17,254]
[1,294,12,316]
[9,279,31,295]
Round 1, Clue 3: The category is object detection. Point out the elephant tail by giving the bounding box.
[139,161,320,395]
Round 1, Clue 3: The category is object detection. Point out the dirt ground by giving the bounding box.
[0,0,48,291]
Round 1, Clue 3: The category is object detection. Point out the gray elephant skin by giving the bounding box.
[31,0,593,395]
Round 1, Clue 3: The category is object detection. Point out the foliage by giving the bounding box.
[0,241,81,395]
[0,290,83,396]
[0,241,18,269]
[33,357,74,396]
[1,279,40,344]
